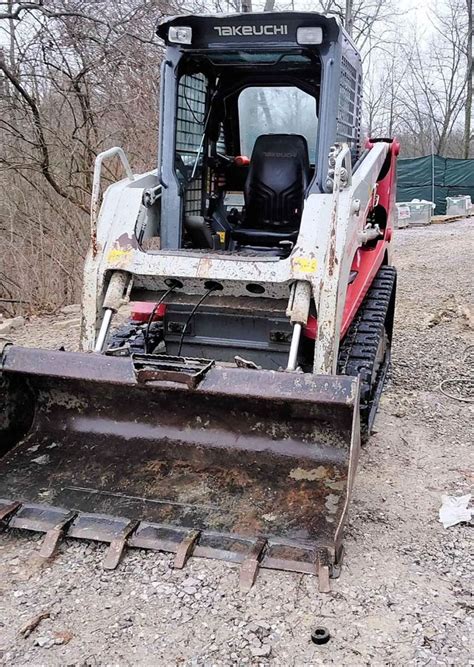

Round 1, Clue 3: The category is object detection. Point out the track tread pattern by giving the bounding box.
[337,265,397,429]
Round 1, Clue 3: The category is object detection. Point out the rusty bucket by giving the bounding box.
[0,345,360,591]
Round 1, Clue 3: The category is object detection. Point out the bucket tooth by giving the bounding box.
[239,538,267,592]
[103,519,139,570]
[39,510,77,560]
[173,529,200,569]
[316,548,332,593]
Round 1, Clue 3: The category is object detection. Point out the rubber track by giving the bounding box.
[337,265,397,430]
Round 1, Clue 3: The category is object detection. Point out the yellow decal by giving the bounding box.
[106,247,132,264]
[292,257,317,273]
[217,231,226,243]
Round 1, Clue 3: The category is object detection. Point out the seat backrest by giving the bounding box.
[244,134,310,229]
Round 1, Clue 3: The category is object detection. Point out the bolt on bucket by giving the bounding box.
[0,345,360,590]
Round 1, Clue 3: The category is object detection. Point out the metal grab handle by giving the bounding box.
[90,147,135,235]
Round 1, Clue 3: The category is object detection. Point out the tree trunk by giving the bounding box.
[464,0,473,159]
[345,0,353,37]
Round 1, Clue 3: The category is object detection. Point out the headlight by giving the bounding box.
[168,26,192,45]
[296,27,323,45]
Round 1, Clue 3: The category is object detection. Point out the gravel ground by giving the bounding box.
[1,219,473,666]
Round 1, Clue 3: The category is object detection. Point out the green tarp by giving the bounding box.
[397,155,474,214]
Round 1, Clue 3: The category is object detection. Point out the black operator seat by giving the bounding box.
[231,134,310,248]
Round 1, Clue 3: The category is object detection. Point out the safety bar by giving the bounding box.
[91,147,135,235]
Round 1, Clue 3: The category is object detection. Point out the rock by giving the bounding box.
[183,577,201,588]
[53,630,73,645]
[52,318,80,328]
[247,621,271,638]
[251,644,272,658]
[0,316,25,334]
[60,304,81,315]
[31,455,50,465]
[34,635,55,649]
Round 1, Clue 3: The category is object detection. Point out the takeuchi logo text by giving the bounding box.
[213,25,289,37]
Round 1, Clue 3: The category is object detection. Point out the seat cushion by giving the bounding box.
[231,228,298,247]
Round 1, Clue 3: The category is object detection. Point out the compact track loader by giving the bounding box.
[0,12,398,591]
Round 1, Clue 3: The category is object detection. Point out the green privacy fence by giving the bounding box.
[397,155,474,214]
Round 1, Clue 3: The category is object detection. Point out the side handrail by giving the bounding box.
[91,147,135,238]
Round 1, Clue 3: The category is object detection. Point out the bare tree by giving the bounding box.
[344,0,353,36]
[396,0,469,156]
[0,0,178,312]
[464,0,473,159]
[363,0,471,159]
[316,0,402,54]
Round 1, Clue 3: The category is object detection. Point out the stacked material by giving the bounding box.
[446,196,472,217]
[396,200,435,228]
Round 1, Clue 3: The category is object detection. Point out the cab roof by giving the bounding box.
[157,12,343,50]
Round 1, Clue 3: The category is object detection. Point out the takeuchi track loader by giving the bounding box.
[0,12,398,592]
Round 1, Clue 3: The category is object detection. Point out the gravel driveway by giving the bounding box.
[1,219,473,665]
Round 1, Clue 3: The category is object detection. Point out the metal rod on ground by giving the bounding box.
[94,308,114,353]
[287,323,302,371]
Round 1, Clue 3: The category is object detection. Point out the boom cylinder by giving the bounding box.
[94,271,130,353]
[286,281,312,370]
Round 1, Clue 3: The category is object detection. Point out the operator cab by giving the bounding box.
[153,13,362,255]
[173,53,319,258]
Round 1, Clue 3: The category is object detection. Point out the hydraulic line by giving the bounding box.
[177,286,219,357]
[143,285,177,353]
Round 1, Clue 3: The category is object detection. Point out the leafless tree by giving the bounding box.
[315,0,402,54]
[362,0,471,159]
[463,0,472,159]
[0,0,177,313]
